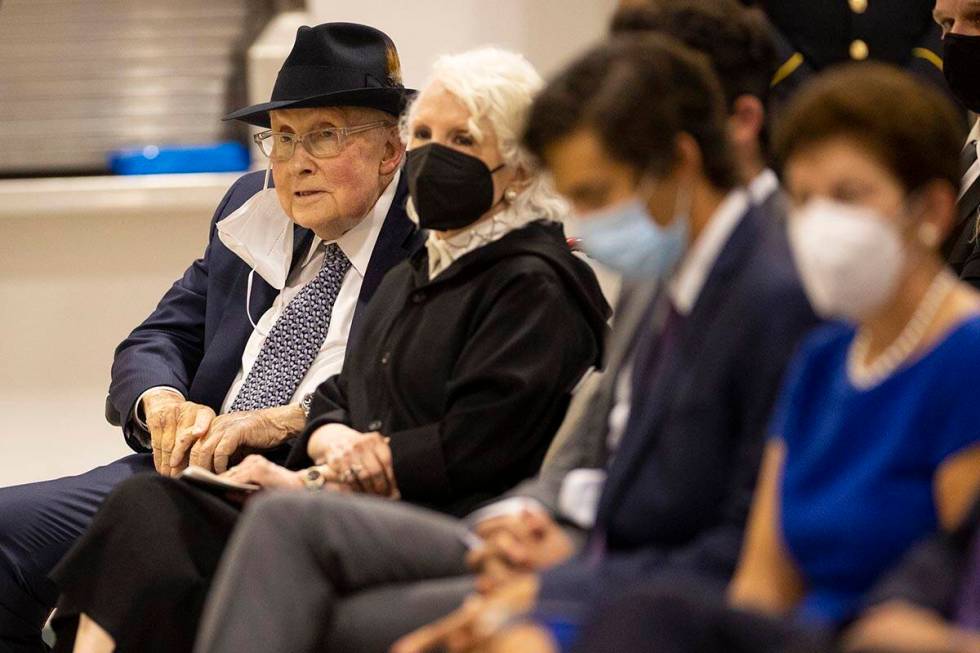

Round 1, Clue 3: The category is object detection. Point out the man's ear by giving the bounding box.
[379,127,404,176]
[673,132,703,179]
[729,94,765,148]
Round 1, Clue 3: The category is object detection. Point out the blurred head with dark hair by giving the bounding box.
[609,0,777,185]
[523,34,737,277]
[775,63,965,319]
[775,63,963,201]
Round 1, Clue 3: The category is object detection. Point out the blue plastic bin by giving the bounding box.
[109,142,250,175]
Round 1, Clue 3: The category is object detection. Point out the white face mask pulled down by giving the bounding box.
[216,164,295,333]
[787,198,906,322]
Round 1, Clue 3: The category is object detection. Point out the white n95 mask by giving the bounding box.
[787,198,904,322]
[216,166,294,291]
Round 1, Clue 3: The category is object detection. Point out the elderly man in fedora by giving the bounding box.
[0,22,419,653]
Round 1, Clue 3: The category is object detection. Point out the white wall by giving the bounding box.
[0,175,238,487]
[308,0,618,88]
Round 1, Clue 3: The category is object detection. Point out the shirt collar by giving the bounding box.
[960,120,980,201]
[668,188,749,315]
[424,207,534,279]
[747,168,779,206]
[302,168,400,276]
[967,118,980,170]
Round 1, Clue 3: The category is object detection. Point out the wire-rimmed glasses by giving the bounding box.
[253,120,394,160]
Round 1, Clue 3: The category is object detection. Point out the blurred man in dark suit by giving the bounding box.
[611,0,782,214]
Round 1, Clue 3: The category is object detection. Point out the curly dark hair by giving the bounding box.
[523,34,737,190]
[610,0,777,109]
[773,63,965,195]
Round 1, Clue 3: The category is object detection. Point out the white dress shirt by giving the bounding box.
[219,174,397,412]
[135,172,399,428]
[668,188,749,315]
[747,168,780,206]
[475,188,751,530]
[961,119,980,200]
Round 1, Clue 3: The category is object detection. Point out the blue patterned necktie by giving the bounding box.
[230,242,351,412]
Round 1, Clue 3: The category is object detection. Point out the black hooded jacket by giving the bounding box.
[287,219,610,516]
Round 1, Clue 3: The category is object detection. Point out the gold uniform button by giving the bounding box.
[850,39,869,60]
[849,0,868,13]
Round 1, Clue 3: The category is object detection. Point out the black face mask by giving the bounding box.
[944,32,980,113]
[406,143,505,231]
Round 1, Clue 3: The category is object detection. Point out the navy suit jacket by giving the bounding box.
[539,203,819,607]
[106,170,421,453]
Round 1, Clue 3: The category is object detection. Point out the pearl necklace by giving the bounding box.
[847,271,956,389]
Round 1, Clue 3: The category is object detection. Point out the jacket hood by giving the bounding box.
[413,220,612,368]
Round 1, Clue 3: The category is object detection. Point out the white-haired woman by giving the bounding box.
[48,47,609,653]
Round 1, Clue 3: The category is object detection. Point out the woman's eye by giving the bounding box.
[453,134,474,146]
[413,128,431,140]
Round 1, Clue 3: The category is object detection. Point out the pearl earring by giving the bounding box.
[504,188,518,203]
[918,222,941,248]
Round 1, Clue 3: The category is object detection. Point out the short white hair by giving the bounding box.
[401,47,567,223]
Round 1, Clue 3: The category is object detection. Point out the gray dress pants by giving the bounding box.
[195,491,475,653]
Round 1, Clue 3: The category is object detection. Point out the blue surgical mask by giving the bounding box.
[576,183,690,280]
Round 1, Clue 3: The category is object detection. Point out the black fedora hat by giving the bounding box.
[224,22,414,128]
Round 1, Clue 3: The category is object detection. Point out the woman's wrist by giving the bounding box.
[306,422,358,459]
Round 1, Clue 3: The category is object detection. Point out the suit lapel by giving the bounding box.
[604,281,660,376]
[192,265,276,411]
[595,289,673,522]
[958,176,980,227]
[581,281,662,467]
[193,221,313,412]
[195,176,418,411]
[947,177,980,268]
[596,207,764,527]
[677,208,762,356]
[351,174,423,340]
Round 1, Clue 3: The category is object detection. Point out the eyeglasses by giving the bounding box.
[253,121,394,161]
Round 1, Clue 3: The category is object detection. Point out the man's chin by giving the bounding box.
[290,208,332,233]
[291,210,360,242]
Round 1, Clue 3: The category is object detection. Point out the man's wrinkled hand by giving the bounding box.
[469,511,573,593]
[391,574,540,653]
[144,391,215,477]
[308,424,397,497]
[190,404,304,473]
[221,455,304,490]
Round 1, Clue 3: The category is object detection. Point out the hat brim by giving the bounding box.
[224,87,416,128]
